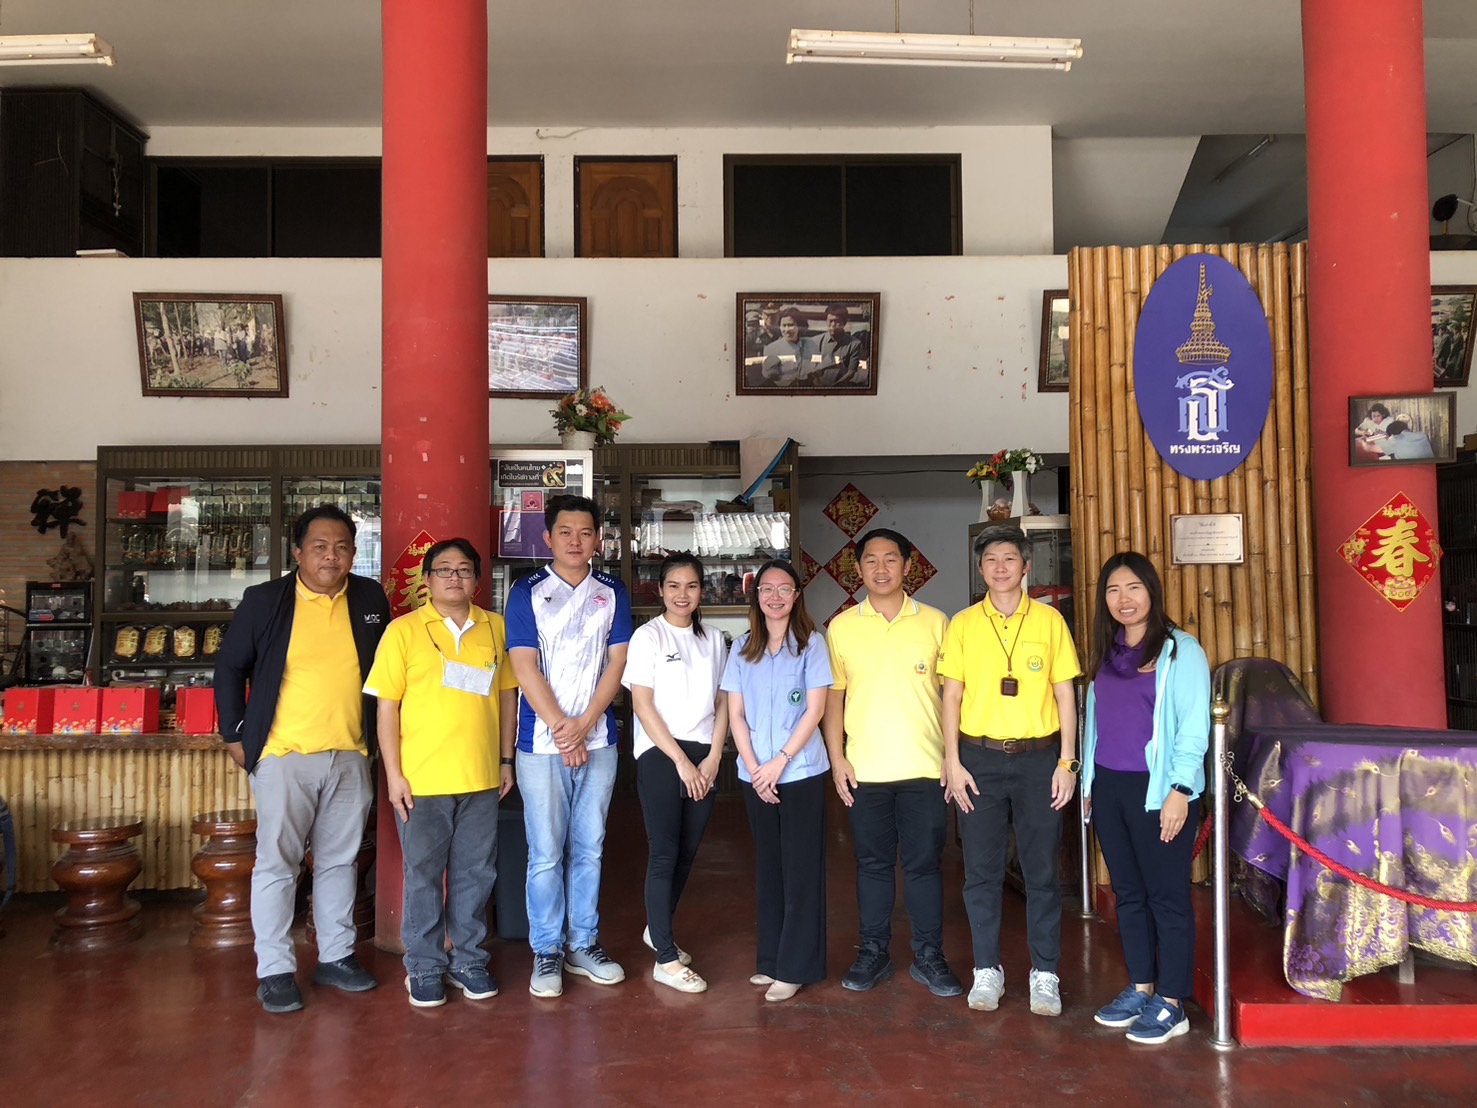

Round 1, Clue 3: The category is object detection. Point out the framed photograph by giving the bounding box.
[1348,392,1457,466]
[133,293,287,398]
[736,292,880,396]
[1038,290,1070,393]
[488,295,588,398]
[1431,285,1474,387]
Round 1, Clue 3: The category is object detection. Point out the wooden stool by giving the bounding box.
[190,809,257,949]
[304,822,377,945]
[50,816,145,952]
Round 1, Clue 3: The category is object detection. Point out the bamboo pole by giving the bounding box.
[1270,244,1302,685]
[1124,248,1149,555]
[1093,247,1116,577]
[1069,248,1088,643]
[1078,248,1102,636]
[1108,249,1131,549]
[1289,241,1320,702]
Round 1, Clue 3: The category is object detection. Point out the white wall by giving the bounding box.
[1052,137,1200,251]
[0,255,1070,461]
[147,124,1056,257]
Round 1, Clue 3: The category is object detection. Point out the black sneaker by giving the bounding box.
[257,973,304,1013]
[312,955,378,993]
[841,942,895,992]
[910,948,964,997]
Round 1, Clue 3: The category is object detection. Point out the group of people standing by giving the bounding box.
[214,499,1209,1047]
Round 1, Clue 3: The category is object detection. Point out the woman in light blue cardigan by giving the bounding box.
[1081,551,1210,1045]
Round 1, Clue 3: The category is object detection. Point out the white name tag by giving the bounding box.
[441,657,494,696]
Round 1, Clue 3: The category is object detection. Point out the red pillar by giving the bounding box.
[377,0,489,948]
[1302,0,1444,726]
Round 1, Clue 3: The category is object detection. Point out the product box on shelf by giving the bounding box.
[2,687,57,733]
[176,687,218,735]
[52,687,104,734]
[100,687,161,733]
[116,491,152,518]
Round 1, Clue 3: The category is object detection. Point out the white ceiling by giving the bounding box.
[0,0,1475,135]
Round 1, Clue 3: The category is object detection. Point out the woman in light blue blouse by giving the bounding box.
[720,558,832,1002]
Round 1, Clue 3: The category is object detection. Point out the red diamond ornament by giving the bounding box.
[903,547,938,595]
[822,482,879,539]
[1338,492,1442,613]
[799,548,823,585]
[825,545,863,596]
[825,595,859,627]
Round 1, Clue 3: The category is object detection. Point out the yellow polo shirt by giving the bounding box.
[263,578,365,758]
[826,595,948,782]
[938,594,1080,739]
[363,602,519,796]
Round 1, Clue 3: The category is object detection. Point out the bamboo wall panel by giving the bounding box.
[0,746,252,893]
[1067,244,1319,697]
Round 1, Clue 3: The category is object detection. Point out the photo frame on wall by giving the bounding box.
[1431,285,1474,387]
[488,295,588,398]
[1348,391,1456,466]
[1038,290,1070,393]
[735,292,880,396]
[133,292,287,398]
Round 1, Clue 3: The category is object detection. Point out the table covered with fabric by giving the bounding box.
[1229,713,1477,1001]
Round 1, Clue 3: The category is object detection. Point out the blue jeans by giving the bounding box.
[395,789,500,979]
[518,745,618,955]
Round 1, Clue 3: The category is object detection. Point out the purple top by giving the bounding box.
[1091,632,1156,772]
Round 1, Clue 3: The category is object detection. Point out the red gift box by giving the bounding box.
[116,491,152,519]
[149,485,189,513]
[176,687,218,735]
[100,687,161,733]
[52,687,103,734]
[3,687,56,734]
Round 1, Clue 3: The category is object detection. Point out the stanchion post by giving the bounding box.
[1210,694,1236,1050]
[1076,679,1095,918]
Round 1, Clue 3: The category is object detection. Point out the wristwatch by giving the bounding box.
[1057,758,1081,774]
[1170,783,1193,796]
[500,757,515,766]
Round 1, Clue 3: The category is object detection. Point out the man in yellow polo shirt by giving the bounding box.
[365,538,518,1009]
[940,524,1080,1018]
[215,505,391,1014]
[824,528,962,999]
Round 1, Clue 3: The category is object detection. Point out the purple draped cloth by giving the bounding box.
[1229,721,1477,1001]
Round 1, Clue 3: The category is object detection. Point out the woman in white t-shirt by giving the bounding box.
[622,553,729,993]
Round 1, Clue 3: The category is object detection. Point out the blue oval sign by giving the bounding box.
[1133,254,1273,481]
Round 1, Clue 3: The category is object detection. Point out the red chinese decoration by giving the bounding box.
[386,529,436,617]
[1338,493,1442,613]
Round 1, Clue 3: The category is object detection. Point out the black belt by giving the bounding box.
[958,732,1059,754]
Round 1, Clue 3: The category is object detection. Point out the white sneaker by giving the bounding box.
[967,966,1005,1011]
[643,925,693,967]
[565,942,626,985]
[1029,969,1062,1016]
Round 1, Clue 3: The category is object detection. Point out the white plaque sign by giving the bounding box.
[1170,513,1244,565]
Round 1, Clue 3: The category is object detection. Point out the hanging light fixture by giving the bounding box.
[0,34,115,67]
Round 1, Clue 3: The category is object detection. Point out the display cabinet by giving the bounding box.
[95,445,381,696]
[593,441,799,638]
[19,581,94,683]
[1438,460,1477,730]
[487,448,596,614]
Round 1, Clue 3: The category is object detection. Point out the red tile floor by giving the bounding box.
[1,792,1474,1106]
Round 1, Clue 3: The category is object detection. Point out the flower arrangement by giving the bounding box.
[551,386,631,445]
[966,448,1045,488]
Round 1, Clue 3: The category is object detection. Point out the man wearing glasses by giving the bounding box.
[364,538,519,1008]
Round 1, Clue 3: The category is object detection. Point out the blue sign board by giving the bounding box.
[1133,254,1273,481]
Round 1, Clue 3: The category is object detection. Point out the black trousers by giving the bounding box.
[1091,766,1199,1000]
[635,741,717,965]
[849,778,948,953]
[956,743,1062,972]
[742,772,827,984]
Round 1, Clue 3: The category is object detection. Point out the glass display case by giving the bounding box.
[487,448,596,614]
[95,445,381,694]
[596,442,799,640]
[19,581,94,683]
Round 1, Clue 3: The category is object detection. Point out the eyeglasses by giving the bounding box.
[428,567,476,579]
[756,584,796,597]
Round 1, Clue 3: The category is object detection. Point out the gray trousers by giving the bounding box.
[396,789,500,978]
[248,750,372,978]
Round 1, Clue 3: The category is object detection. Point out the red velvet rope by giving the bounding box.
[1190,811,1213,862]
[1254,804,1477,913]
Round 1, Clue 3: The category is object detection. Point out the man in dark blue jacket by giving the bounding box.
[215,505,390,1013]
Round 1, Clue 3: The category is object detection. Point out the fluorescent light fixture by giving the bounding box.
[787,29,1081,70]
[0,34,115,67]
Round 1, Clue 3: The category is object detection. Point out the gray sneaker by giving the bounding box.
[566,941,626,985]
[529,952,564,998]
[1029,969,1063,1016]
[967,965,1005,1011]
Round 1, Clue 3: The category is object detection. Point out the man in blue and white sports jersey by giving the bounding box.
[506,493,633,998]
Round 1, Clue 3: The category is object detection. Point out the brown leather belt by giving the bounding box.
[958,732,1059,754]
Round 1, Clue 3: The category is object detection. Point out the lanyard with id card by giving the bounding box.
[428,623,496,696]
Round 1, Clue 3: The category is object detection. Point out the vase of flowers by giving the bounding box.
[551,386,631,448]
[966,448,1045,520]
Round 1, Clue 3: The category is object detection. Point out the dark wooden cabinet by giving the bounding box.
[1438,460,1477,729]
[0,88,147,257]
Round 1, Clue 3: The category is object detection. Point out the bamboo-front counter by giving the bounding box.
[0,732,252,893]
